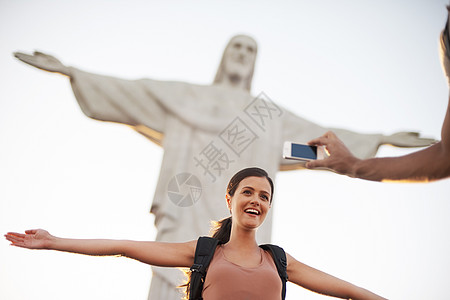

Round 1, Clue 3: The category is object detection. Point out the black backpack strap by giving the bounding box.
[189,236,219,300]
[260,244,288,300]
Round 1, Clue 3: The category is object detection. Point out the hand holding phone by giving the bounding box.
[283,141,327,161]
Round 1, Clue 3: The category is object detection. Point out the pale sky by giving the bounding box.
[1,1,449,299]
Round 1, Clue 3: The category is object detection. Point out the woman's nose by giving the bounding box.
[250,197,260,205]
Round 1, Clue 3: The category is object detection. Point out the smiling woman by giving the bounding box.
[5,167,387,300]
[227,173,272,228]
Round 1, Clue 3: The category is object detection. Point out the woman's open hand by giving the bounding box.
[5,229,54,249]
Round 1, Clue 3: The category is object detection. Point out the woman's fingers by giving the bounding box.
[6,232,26,238]
[5,233,24,245]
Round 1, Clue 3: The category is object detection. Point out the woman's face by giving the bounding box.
[227,176,271,230]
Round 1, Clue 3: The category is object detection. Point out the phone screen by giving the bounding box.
[291,143,317,160]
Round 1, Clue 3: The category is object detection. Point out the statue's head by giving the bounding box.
[214,35,258,91]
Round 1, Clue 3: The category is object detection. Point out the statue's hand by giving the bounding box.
[383,131,436,147]
[14,51,71,76]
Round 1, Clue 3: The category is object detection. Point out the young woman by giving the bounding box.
[5,167,386,300]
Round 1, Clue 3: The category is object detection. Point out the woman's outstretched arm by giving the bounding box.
[5,229,196,268]
[286,253,387,300]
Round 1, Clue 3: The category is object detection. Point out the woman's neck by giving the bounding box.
[226,226,259,251]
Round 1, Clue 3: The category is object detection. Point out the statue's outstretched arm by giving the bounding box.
[14,51,72,77]
[380,131,436,147]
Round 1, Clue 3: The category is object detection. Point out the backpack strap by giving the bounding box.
[189,236,219,300]
[260,244,288,300]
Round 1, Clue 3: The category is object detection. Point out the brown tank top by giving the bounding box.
[202,245,282,300]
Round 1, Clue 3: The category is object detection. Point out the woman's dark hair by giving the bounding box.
[181,167,274,298]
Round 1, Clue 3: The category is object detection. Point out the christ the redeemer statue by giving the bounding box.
[14,35,433,299]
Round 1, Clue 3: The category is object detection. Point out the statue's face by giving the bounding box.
[223,36,257,79]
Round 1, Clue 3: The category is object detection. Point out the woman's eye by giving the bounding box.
[243,190,251,195]
[260,195,269,201]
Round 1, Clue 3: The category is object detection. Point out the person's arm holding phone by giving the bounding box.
[306,118,450,182]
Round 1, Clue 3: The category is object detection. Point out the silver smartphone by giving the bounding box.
[283,141,326,161]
